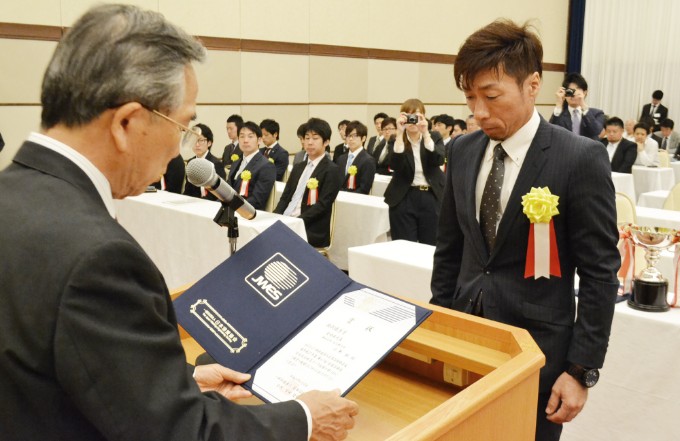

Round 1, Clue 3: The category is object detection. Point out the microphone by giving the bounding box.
[185,158,256,220]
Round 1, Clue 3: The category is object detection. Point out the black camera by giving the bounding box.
[564,88,576,97]
[405,114,419,124]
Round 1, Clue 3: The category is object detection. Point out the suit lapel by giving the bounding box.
[463,134,490,261]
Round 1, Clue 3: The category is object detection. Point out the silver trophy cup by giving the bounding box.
[629,226,676,312]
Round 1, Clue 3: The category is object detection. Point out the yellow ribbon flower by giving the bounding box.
[521,187,559,223]
[230,154,239,162]
[240,170,251,181]
[269,158,275,164]
[307,178,319,190]
[348,165,358,176]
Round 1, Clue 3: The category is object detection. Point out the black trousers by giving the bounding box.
[535,391,564,441]
[388,187,439,245]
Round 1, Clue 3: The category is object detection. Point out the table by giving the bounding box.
[670,161,680,184]
[274,182,391,270]
[631,165,675,197]
[115,191,307,290]
[611,172,636,202]
[637,190,669,208]
[636,206,680,229]
[348,240,680,441]
[370,174,391,197]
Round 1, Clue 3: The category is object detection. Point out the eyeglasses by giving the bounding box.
[196,138,208,145]
[346,133,362,140]
[144,107,201,151]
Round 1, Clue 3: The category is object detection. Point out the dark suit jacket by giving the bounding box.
[383,132,446,208]
[274,156,341,247]
[260,143,289,181]
[640,103,668,131]
[183,152,226,200]
[221,141,242,167]
[332,143,348,163]
[0,141,307,441]
[601,137,637,173]
[371,139,391,175]
[228,152,276,210]
[152,154,185,193]
[337,149,376,194]
[366,136,382,155]
[430,118,620,393]
[549,105,605,140]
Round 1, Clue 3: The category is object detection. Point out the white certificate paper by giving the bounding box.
[252,288,417,403]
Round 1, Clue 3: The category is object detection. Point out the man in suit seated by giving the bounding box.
[549,72,605,141]
[183,123,226,200]
[373,117,396,175]
[433,114,456,150]
[601,117,637,173]
[332,119,350,163]
[466,114,480,132]
[366,112,388,155]
[275,118,342,248]
[658,119,680,157]
[259,119,289,181]
[624,118,637,141]
[633,122,660,167]
[152,153,185,193]
[337,120,376,195]
[640,90,668,132]
[221,114,243,169]
[228,121,276,210]
[452,119,467,138]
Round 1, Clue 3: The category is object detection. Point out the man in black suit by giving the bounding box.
[152,153,185,193]
[275,118,342,248]
[228,121,276,210]
[365,112,388,155]
[0,5,358,440]
[433,114,457,151]
[549,72,605,141]
[182,123,226,200]
[640,90,668,132]
[332,119,350,163]
[430,20,619,441]
[221,113,243,168]
[259,119,289,181]
[337,120,376,194]
[601,117,637,173]
[373,117,396,175]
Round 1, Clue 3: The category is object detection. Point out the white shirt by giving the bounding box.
[606,140,620,162]
[475,109,540,224]
[634,138,660,167]
[393,133,435,186]
[28,132,116,218]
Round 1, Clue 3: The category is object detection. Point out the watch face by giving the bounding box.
[583,369,599,388]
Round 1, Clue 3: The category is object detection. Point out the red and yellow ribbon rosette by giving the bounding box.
[522,187,561,279]
[239,170,251,197]
[307,177,319,205]
[347,165,357,190]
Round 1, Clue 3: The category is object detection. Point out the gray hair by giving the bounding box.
[41,4,205,129]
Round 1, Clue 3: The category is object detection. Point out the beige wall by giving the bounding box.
[0,0,569,169]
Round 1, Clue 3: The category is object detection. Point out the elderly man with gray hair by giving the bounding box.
[0,4,357,441]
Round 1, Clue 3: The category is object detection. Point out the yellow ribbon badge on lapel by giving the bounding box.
[521,187,559,223]
[521,187,561,279]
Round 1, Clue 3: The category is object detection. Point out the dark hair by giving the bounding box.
[661,119,675,130]
[438,114,455,131]
[605,117,624,129]
[454,19,542,90]
[338,119,350,129]
[639,115,655,129]
[345,120,368,141]
[239,121,262,138]
[563,72,588,91]
[652,90,664,100]
[296,123,306,138]
[381,117,397,130]
[373,112,388,122]
[306,118,332,142]
[226,114,244,129]
[634,122,651,134]
[430,115,440,124]
[192,123,213,144]
[453,119,467,130]
[259,119,280,139]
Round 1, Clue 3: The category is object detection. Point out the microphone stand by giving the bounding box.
[213,196,249,255]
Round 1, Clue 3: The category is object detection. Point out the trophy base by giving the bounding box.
[629,279,670,312]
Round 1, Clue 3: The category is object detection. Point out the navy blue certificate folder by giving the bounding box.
[173,221,431,402]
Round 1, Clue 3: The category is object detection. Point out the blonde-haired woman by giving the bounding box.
[384,98,446,244]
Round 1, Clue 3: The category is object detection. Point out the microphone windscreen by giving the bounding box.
[186,158,215,187]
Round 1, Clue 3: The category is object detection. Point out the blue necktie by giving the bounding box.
[346,153,355,175]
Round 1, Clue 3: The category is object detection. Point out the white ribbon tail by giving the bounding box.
[534,222,550,279]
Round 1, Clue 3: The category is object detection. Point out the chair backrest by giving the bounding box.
[615,191,637,224]
[659,150,670,168]
[265,185,276,212]
[663,182,680,211]
[316,201,337,258]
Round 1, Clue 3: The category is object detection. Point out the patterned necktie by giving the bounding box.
[346,153,355,175]
[264,148,271,158]
[480,144,507,252]
[662,137,668,150]
[650,105,656,116]
[571,109,581,136]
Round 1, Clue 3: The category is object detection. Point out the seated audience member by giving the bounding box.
[657,119,680,157]
[640,90,668,132]
[332,120,350,163]
[601,117,637,173]
[275,118,341,248]
[549,72,604,140]
[433,114,456,150]
[366,112,388,155]
[466,114,480,132]
[221,114,244,169]
[384,98,445,245]
[624,119,637,141]
[152,154,185,193]
[259,119,289,181]
[337,121,376,194]
[183,123,226,200]
[452,119,467,138]
[640,116,663,147]
[633,122,660,167]
[228,121,276,210]
[293,123,307,164]
[373,117,396,175]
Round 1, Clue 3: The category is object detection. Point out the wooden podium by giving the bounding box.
[172,289,544,441]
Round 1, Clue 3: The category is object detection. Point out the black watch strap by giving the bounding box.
[567,364,599,388]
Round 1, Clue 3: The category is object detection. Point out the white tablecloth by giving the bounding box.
[115,191,307,290]
[636,206,680,229]
[631,165,675,197]
[370,174,391,197]
[611,172,636,202]
[637,190,670,208]
[670,161,680,184]
[274,182,390,270]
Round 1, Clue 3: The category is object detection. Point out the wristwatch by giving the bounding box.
[566,364,599,388]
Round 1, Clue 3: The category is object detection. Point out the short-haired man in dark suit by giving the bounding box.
[221,113,243,168]
[337,120,376,194]
[372,117,396,175]
[183,123,226,200]
[433,114,456,151]
[366,112,388,155]
[658,119,680,157]
[640,90,668,132]
[601,117,637,173]
[152,153,185,193]
[259,119,289,181]
[549,72,605,141]
[275,118,342,248]
[332,119,350,163]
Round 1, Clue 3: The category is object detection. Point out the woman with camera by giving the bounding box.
[383,98,445,245]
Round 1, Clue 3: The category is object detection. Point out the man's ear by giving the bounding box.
[110,102,145,153]
[526,71,541,98]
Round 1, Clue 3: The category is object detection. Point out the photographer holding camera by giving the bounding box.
[549,72,605,141]
[383,98,445,245]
